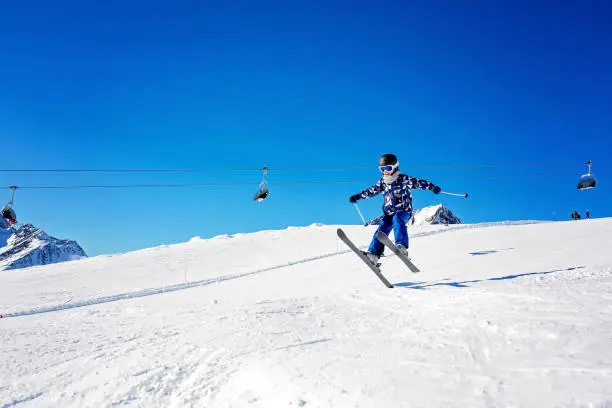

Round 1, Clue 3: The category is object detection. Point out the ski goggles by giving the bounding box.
[379,162,399,173]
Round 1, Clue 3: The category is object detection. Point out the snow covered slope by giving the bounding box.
[0,224,87,271]
[2,220,612,407]
[412,203,461,225]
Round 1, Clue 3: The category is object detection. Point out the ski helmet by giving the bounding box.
[379,153,398,167]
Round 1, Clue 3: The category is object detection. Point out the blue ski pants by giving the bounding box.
[368,210,411,256]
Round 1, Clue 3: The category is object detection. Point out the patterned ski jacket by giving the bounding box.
[357,173,436,215]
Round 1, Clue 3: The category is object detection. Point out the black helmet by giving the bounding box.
[379,153,398,167]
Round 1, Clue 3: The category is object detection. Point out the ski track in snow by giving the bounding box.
[2,219,612,408]
[1,220,542,319]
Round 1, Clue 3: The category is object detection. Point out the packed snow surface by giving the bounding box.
[2,219,612,407]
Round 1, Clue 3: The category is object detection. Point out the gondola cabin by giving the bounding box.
[2,186,17,226]
[254,187,269,202]
[577,161,596,191]
[2,206,16,226]
[253,166,269,202]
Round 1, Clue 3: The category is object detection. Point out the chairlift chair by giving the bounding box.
[577,161,596,190]
[254,167,269,202]
[2,186,17,226]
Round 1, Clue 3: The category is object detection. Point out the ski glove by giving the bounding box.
[432,186,441,194]
[349,194,360,203]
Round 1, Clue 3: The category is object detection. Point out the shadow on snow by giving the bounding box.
[469,248,515,256]
[394,266,585,290]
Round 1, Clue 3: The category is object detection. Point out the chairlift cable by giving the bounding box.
[2,171,609,191]
[1,162,611,174]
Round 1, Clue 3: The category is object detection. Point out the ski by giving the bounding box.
[375,231,421,273]
[337,228,393,288]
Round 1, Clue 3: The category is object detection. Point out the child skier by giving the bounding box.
[349,153,441,265]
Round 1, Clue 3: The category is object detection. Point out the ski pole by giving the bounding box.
[441,191,468,198]
[353,203,367,226]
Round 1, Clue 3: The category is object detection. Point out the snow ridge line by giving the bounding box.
[1,220,544,319]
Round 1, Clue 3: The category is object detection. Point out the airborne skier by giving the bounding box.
[349,153,441,265]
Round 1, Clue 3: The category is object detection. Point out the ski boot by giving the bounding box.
[396,244,410,260]
[361,251,381,267]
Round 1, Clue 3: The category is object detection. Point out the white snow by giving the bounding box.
[2,219,612,407]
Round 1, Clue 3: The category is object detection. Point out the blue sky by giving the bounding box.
[1,0,610,255]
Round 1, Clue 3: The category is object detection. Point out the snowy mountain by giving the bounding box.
[0,217,13,247]
[368,204,461,226]
[0,223,87,271]
[411,203,461,225]
[1,219,611,407]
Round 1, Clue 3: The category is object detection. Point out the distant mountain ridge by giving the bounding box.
[0,222,87,271]
[411,204,462,225]
[367,204,461,226]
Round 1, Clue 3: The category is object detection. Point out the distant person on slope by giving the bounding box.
[349,153,441,265]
